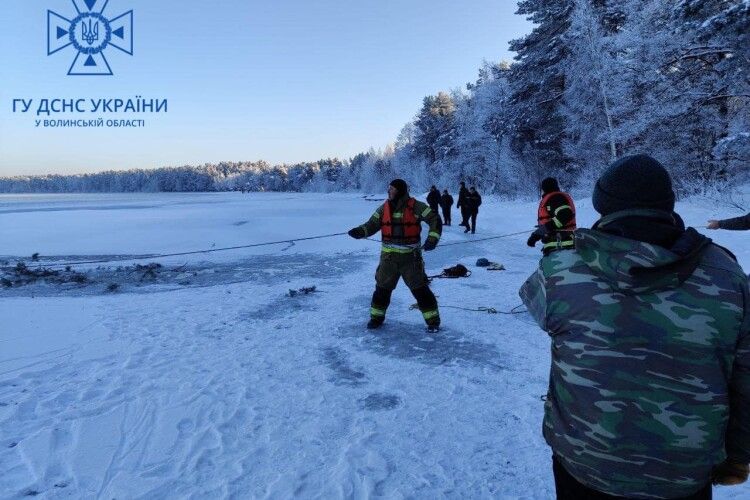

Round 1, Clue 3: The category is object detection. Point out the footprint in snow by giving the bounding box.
[320,347,367,387]
[361,393,401,411]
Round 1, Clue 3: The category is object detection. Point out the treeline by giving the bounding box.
[2,1,748,195]
[0,159,358,193]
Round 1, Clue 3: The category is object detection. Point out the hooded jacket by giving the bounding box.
[520,209,750,498]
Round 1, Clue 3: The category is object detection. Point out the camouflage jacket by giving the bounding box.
[357,196,441,252]
[719,213,750,231]
[520,211,750,498]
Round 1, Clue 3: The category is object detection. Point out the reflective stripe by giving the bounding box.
[543,240,575,249]
[382,246,419,254]
[371,212,381,220]
[422,309,439,320]
[552,217,563,228]
[554,205,571,215]
[428,232,440,239]
[382,242,420,250]
[421,207,432,217]
[370,307,386,317]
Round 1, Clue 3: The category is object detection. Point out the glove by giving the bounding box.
[713,460,750,485]
[422,237,438,251]
[526,226,548,247]
[348,227,365,239]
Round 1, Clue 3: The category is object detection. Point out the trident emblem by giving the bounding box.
[47,0,134,76]
[81,18,99,45]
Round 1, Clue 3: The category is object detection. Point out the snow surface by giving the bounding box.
[0,192,749,499]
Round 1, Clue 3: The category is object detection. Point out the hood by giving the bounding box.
[575,211,712,294]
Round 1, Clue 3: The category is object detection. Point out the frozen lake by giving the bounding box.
[0,192,748,498]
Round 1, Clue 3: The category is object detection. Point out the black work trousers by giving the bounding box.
[467,210,478,233]
[460,207,469,227]
[441,206,451,225]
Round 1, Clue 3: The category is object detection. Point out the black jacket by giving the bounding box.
[466,192,482,212]
[426,189,441,209]
[440,193,454,209]
[457,187,469,209]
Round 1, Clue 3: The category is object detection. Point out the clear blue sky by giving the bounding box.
[0,0,531,176]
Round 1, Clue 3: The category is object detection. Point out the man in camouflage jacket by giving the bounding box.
[520,155,750,499]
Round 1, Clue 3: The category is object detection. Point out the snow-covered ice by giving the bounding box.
[0,192,748,498]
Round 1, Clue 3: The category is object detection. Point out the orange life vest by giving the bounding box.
[538,191,577,231]
[382,198,421,244]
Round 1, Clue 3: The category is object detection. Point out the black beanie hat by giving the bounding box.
[541,177,559,194]
[389,178,408,198]
[592,154,675,216]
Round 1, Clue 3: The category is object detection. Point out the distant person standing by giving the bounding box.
[440,190,454,226]
[457,182,470,228]
[707,213,750,231]
[426,186,442,224]
[464,187,482,234]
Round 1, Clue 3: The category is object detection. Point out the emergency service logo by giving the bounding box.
[47,0,133,76]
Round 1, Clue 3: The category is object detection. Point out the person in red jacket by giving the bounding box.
[527,177,576,255]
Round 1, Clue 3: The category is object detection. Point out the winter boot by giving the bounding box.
[367,317,384,329]
[426,318,440,333]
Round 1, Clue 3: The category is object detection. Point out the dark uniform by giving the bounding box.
[426,186,442,224]
[348,179,442,330]
[457,183,470,228]
[440,190,453,226]
[464,188,482,234]
[527,178,576,255]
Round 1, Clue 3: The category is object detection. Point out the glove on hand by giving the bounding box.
[348,227,365,239]
[713,460,750,486]
[422,237,438,251]
[526,226,548,247]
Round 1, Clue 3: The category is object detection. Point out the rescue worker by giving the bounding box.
[527,177,576,255]
[347,179,442,332]
[426,186,442,224]
[440,189,454,226]
[464,187,482,234]
[457,182,470,228]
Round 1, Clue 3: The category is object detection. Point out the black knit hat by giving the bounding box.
[592,154,675,216]
[541,177,559,194]
[389,178,408,198]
